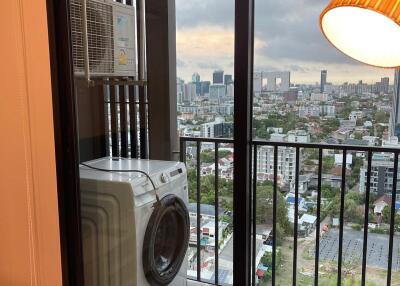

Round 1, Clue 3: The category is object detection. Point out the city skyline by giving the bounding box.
[176,0,393,84]
[177,69,393,88]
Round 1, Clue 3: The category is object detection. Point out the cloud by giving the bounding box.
[176,59,186,68]
[176,0,393,83]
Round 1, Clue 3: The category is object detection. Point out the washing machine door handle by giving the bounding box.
[142,194,190,285]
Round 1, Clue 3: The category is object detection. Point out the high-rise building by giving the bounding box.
[359,153,400,198]
[224,74,233,85]
[374,77,390,94]
[176,77,185,105]
[192,72,200,83]
[381,77,390,94]
[209,84,226,103]
[226,83,234,98]
[183,83,196,103]
[253,72,262,94]
[200,81,210,95]
[213,70,224,84]
[263,71,290,92]
[257,146,298,183]
[192,72,201,95]
[320,70,327,93]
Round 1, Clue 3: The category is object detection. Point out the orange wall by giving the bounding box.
[0,0,62,285]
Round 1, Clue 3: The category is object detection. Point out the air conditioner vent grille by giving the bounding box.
[70,0,114,75]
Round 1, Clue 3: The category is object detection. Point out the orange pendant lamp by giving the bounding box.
[320,0,400,68]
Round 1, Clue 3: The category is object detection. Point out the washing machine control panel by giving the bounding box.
[160,172,168,183]
[159,167,183,185]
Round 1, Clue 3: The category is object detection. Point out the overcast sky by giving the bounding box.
[176,0,394,84]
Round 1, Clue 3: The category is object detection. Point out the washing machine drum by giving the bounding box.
[143,194,190,285]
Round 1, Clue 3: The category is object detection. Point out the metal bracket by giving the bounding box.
[92,78,148,86]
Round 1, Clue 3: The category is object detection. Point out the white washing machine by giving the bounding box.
[79,157,189,286]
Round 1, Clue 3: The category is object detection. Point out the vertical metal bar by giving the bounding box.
[196,141,201,281]
[119,84,128,157]
[337,149,347,286]
[252,145,257,286]
[314,148,323,286]
[293,147,300,286]
[128,85,137,158]
[139,88,148,158]
[179,138,186,164]
[214,142,219,285]
[272,145,278,286]
[136,0,147,159]
[361,150,372,286]
[387,152,399,286]
[109,85,118,157]
[104,83,111,156]
[233,0,255,283]
[116,85,122,157]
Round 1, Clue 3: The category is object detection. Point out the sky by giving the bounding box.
[176,0,394,85]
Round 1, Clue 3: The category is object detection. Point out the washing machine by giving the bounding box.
[79,157,189,286]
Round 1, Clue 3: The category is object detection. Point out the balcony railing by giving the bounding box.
[180,136,400,286]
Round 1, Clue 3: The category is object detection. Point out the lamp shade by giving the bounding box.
[320,0,400,68]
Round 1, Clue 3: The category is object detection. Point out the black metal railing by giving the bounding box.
[180,136,400,286]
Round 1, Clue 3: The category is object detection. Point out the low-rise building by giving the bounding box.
[373,195,391,215]
[349,110,363,121]
[287,130,310,143]
[200,117,233,138]
[334,153,353,169]
[340,119,357,128]
[299,214,317,237]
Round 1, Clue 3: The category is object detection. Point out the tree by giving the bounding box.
[349,157,363,188]
[380,205,400,225]
[320,118,340,137]
[200,150,232,163]
[321,185,340,199]
[256,184,291,237]
[322,156,335,172]
[260,249,282,282]
[374,111,389,123]
[382,205,390,224]
[344,199,363,224]
[346,191,364,205]
[353,132,363,140]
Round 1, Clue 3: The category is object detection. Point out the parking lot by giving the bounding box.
[309,229,400,270]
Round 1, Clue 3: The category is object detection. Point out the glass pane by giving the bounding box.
[253,1,395,285]
[176,0,234,284]
[68,0,191,285]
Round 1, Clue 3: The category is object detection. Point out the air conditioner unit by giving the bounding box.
[70,0,136,77]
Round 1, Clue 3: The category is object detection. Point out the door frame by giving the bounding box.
[46,0,84,285]
[45,0,256,285]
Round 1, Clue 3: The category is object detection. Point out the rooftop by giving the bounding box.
[188,203,225,217]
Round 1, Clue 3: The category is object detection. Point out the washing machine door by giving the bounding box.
[143,194,189,285]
